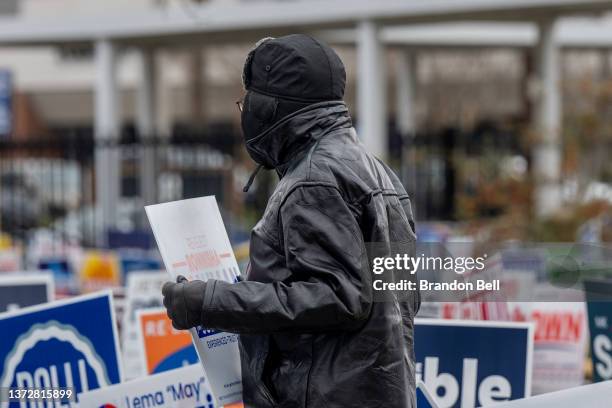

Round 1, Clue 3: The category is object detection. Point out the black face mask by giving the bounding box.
[240,90,311,167]
[241,91,277,142]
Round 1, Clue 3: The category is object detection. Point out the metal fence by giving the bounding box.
[0,120,524,249]
[0,134,236,249]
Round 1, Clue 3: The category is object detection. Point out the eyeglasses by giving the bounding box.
[236,99,244,113]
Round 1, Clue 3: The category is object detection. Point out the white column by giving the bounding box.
[156,51,173,137]
[357,20,387,159]
[533,19,562,217]
[137,48,157,206]
[602,50,611,79]
[395,50,418,196]
[395,50,417,137]
[94,38,121,245]
[186,47,206,126]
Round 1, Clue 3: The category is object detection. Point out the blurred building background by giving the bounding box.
[0,0,611,252]
[1,0,612,398]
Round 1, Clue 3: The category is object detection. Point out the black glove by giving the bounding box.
[162,275,207,330]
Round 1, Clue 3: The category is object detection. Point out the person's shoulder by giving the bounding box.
[284,130,376,203]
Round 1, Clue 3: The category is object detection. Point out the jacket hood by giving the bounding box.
[242,34,346,102]
[244,100,352,173]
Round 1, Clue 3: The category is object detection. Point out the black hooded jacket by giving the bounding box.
[200,99,420,407]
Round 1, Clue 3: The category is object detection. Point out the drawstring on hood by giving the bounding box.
[241,101,351,192]
[243,164,264,193]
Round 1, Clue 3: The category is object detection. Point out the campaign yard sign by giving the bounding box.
[78,364,216,408]
[38,256,78,296]
[0,69,12,136]
[510,293,588,394]
[0,248,21,272]
[584,278,612,383]
[79,251,121,293]
[118,252,163,281]
[146,196,243,405]
[122,271,167,379]
[0,291,123,407]
[417,381,440,408]
[415,319,533,408]
[0,274,53,312]
[137,308,198,375]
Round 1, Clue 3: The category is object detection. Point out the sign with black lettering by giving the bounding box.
[78,364,217,408]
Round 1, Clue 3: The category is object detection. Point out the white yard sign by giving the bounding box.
[78,364,216,407]
[145,196,242,405]
[121,271,167,379]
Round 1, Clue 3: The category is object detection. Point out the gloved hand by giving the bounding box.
[162,275,207,330]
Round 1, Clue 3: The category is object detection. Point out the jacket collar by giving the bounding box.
[244,101,352,175]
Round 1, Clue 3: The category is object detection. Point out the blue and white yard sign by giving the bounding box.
[584,278,612,383]
[78,364,216,408]
[417,381,440,408]
[0,291,123,407]
[0,69,12,137]
[415,319,533,408]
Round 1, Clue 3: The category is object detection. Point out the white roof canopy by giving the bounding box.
[0,0,612,47]
[324,17,612,49]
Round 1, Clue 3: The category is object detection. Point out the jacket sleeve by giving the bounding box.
[377,158,416,234]
[200,183,372,334]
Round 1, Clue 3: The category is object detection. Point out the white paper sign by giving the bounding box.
[78,364,217,408]
[145,196,242,405]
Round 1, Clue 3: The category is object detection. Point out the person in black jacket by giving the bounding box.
[163,34,420,408]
